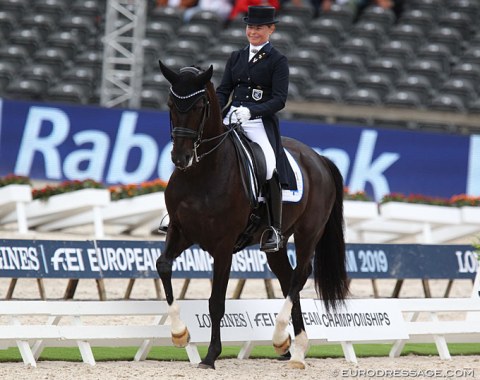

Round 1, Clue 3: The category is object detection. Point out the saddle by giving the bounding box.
[228,124,267,207]
[227,124,268,252]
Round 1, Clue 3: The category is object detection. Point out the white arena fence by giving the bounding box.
[1,297,480,367]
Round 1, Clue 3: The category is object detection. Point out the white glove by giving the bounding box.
[234,106,251,123]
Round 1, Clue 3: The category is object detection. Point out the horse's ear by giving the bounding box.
[198,65,213,85]
[159,60,178,85]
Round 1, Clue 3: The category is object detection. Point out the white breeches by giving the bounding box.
[224,106,276,180]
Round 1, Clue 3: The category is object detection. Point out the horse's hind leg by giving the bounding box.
[268,244,314,369]
[156,225,192,347]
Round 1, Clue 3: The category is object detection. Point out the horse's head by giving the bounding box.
[159,60,214,170]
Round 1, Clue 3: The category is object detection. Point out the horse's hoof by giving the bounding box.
[198,362,215,370]
[171,328,190,347]
[288,360,306,370]
[273,334,291,355]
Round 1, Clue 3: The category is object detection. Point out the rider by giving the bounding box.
[216,5,290,252]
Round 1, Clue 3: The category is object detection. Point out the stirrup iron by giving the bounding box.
[260,227,283,253]
[158,214,170,234]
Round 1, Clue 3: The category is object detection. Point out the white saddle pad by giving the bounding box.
[282,149,303,203]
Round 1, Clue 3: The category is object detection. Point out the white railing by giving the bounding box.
[1,298,479,367]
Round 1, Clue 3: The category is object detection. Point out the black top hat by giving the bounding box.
[243,6,279,25]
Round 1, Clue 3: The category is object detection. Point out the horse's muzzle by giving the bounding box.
[172,152,193,170]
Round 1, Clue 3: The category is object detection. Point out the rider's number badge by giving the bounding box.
[252,89,263,101]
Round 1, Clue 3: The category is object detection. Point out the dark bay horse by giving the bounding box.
[156,61,349,369]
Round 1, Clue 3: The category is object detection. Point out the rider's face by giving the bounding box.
[246,24,274,47]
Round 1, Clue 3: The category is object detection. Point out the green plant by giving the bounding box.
[109,178,168,201]
[32,179,105,201]
[380,193,452,206]
[449,194,480,207]
[381,193,480,207]
[0,174,31,187]
[343,187,371,201]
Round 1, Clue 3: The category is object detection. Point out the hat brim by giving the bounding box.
[243,17,279,25]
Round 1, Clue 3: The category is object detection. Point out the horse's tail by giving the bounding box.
[313,156,349,312]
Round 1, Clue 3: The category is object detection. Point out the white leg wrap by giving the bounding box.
[273,297,293,345]
[290,330,309,364]
[169,301,186,335]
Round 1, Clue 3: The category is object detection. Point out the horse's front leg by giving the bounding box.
[156,225,192,347]
[199,253,233,370]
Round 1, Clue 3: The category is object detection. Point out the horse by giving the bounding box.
[156,61,349,370]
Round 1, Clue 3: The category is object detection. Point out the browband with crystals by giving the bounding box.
[170,87,206,99]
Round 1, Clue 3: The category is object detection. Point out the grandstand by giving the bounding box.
[0,0,479,134]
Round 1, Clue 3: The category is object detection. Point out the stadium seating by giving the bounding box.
[397,8,434,35]
[279,2,315,24]
[0,62,15,94]
[344,87,382,106]
[350,20,386,49]
[177,23,213,50]
[377,39,415,66]
[428,93,467,113]
[18,63,56,93]
[339,37,376,63]
[316,69,355,96]
[297,34,335,60]
[0,44,30,67]
[395,73,434,105]
[304,84,343,103]
[356,72,393,98]
[33,0,68,19]
[189,10,223,33]
[366,57,404,82]
[288,49,323,77]
[384,90,423,109]
[218,27,247,48]
[357,5,396,32]
[0,0,29,18]
[309,17,346,46]
[20,13,55,39]
[150,5,184,30]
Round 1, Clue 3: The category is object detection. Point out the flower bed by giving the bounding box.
[32,179,105,201]
[109,179,168,201]
[343,187,371,201]
[380,193,480,207]
[0,174,31,187]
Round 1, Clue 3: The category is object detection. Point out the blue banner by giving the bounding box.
[1,98,479,200]
[0,239,476,280]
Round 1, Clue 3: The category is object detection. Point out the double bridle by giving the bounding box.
[168,68,239,163]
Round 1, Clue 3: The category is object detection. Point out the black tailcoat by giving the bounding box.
[216,42,296,189]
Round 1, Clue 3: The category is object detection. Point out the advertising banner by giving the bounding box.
[0,239,475,280]
[1,99,479,201]
[179,298,407,343]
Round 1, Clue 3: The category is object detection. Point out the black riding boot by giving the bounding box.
[261,171,283,252]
